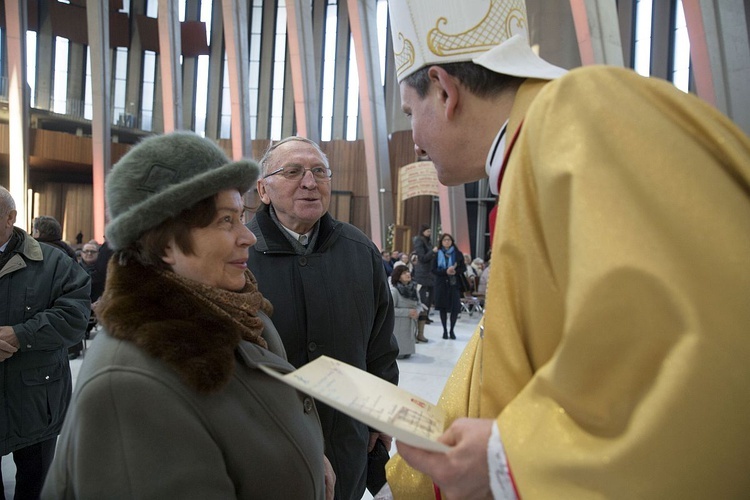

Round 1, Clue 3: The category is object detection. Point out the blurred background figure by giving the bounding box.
[431,233,465,339]
[32,215,77,261]
[390,266,428,356]
[412,224,436,326]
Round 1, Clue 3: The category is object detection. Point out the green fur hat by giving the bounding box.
[105,131,259,251]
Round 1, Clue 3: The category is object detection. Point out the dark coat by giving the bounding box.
[42,259,326,499]
[247,206,399,500]
[411,234,435,286]
[0,228,90,456]
[36,238,77,261]
[90,240,113,302]
[431,246,466,311]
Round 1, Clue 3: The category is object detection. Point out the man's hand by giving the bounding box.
[0,339,18,362]
[396,418,494,499]
[0,326,19,362]
[323,455,336,500]
[0,325,19,347]
[369,431,393,452]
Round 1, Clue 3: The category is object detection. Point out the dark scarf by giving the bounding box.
[0,232,18,269]
[97,259,273,393]
[395,281,419,301]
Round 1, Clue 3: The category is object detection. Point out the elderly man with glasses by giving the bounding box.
[246,136,399,500]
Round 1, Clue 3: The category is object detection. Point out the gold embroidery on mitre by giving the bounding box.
[394,33,416,77]
[427,0,527,57]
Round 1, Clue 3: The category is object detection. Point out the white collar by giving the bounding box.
[280,225,312,242]
[485,121,509,196]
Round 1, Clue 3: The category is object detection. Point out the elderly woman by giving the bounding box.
[42,132,333,499]
[390,266,428,357]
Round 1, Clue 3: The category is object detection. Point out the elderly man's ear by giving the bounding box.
[4,209,17,227]
[256,179,271,205]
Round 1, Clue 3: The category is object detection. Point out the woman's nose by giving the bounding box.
[240,224,257,247]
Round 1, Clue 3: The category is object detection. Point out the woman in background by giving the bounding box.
[431,233,465,339]
[390,266,428,358]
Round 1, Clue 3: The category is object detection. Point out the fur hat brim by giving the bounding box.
[106,159,258,251]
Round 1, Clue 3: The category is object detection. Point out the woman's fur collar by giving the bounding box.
[97,259,244,393]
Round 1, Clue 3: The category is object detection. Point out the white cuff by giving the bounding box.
[488,421,518,499]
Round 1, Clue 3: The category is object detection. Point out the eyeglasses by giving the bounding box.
[82,250,98,255]
[263,165,332,182]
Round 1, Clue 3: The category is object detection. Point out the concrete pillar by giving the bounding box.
[35,0,53,110]
[256,5,276,139]
[86,0,112,243]
[182,0,201,131]
[568,0,625,66]
[66,42,86,118]
[4,0,30,228]
[221,0,251,158]
[205,0,224,140]
[331,1,349,140]
[286,0,321,141]
[125,0,146,129]
[346,0,394,249]
[650,0,674,80]
[683,0,750,135]
[158,0,184,132]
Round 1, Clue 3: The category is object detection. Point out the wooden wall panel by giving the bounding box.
[389,130,434,252]
[34,182,93,245]
[62,183,93,244]
[31,129,93,164]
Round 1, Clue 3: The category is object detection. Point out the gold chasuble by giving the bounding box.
[386,66,750,498]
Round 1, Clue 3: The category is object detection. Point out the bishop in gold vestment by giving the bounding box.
[387,65,750,498]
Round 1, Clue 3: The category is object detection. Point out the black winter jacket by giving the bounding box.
[411,234,435,287]
[0,228,90,455]
[247,207,398,500]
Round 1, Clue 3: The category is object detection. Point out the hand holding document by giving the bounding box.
[260,355,450,453]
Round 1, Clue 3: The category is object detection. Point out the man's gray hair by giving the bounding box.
[0,186,16,218]
[259,136,330,176]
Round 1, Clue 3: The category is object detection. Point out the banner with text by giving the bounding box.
[399,161,440,201]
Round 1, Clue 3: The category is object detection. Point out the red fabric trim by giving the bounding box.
[489,121,525,245]
[508,461,521,499]
[488,205,498,247]
[433,483,442,500]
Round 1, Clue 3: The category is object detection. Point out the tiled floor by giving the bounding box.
[2,312,482,499]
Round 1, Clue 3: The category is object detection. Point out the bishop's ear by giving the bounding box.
[428,66,460,120]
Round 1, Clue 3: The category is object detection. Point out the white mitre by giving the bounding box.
[388,0,567,82]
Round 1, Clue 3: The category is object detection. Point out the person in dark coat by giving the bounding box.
[411,224,436,324]
[32,215,77,260]
[247,136,399,500]
[431,233,465,339]
[0,186,91,499]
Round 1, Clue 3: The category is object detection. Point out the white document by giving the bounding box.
[260,355,450,453]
